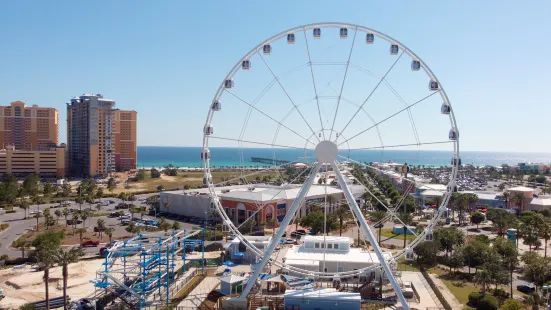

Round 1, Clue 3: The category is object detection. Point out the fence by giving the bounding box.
[419,267,452,310]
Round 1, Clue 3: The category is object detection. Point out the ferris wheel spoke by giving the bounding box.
[338,91,441,147]
[335,96,384,148]
[329,27,358,141]
[225,89,316,147]
[257,52,321,143]
[208,136,312,151]
[338,51,405,139]
[348,140,452,151]
[330,161,408,307]
[303,28,325,140]
[209,159,305,188]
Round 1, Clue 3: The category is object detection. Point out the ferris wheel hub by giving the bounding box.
[315,140,338,163]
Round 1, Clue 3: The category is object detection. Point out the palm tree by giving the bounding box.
[96,219,106,240]
[334,204,350,236]
[12,237,28,258]
[104,228,115,243]
[54,247,84,310]
[75,196,84,211]
[33,212,42,230]
[19,199,29,219]
[369,210,387,246]
[32,195,44,213]
[80,211,89,228]
[54,209,62,225]
[31,232,62,310]
[75,228,87,243]
[539,218,551,258]
[71,213,79,232]
[473,268,492,295]
[62,208,70,227]
[511,192,525,214]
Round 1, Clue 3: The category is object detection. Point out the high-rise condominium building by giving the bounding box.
[67,94,137,178]
[113,109,137,172]
[0,101,59,151]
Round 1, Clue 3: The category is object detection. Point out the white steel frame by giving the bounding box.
[202,22,460,310]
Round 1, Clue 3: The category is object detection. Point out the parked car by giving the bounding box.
[517,284,535,294]
[121,219,131,225]
[29,210,42,215]
[67,219,83,225]
[108,212,120,218]
[285,238,295,244]
[81,240,99,247]
[118,214,131,220]
[115,203,129,210]
[60,201,72,206]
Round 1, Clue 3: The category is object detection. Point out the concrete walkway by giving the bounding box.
[176,277,219,309]
[400,271,439,309]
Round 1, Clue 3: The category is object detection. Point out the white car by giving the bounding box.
[29,210,42,215]
[118,214,131,219]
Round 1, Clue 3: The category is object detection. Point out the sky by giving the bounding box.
[1,1,550,153]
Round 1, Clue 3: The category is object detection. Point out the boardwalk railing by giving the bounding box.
[419,267,452,310]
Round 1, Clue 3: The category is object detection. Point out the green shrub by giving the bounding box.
[468,291,483,307]
[6,210,16,213]
[501,299,522,310]
[477,295,499,310]
[490,287,509,299]
[0,223,9,231]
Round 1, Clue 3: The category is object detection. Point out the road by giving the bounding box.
[0,193,202,258]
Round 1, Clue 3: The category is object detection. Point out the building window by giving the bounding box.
[334,244,339,249]
[314,243,319,249]
[328,244,333,249]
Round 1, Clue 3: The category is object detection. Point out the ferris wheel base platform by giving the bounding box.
[221,298,247,310]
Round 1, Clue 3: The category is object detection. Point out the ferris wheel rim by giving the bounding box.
[202,22,460,278]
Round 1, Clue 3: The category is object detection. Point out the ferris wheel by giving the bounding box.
[202,22,459,309]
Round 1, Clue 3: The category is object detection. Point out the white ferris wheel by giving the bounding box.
[202,22,459,309]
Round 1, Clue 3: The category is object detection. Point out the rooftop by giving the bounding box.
[304,236,353,244]
[507,186,534,192]
[420,190,444,197]
[530,198,551,206]
[284,288,361,301]
[285,245,392,264]
[418,184,447,191]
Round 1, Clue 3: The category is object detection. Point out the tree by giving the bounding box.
[32,195,44,213]
[434,227,465,258]
[299,211,337,235]
[413,241,439,266]
[137,169,146,181]
[470,212,485,229]
[104,228,115,243]
[30,231,64,310]
[511,191,525,213]
[447,248,465,273]
[13,237,28,258]
[43,182,54,198]
[22,174,40,198]
[74,228,87,243]
[473,268,492,294]
[75,196,84,211]
[172,221,181,231]
[33,212,42,230]
[463,240,489,273]
[538,217,551,257]
[486,208,517,235]
[518,222,539,252]
[494,237,519,298]
[151,168,161,178]
[125,222,140,235]
[107,177,116,194]
[80,211,89,228]
[54,247,84,310]
[54,209,62,225]
[19,199,30,219]
[71,213,79,232]
[157,184,165,192]
[96,187,104,202]
[267,218,279,235]
[398,212,414,248]
[501,298,522,310]
[334,204,350,236]
[369,210,387,246]
[61,182,72,197]
[96,219,106,239]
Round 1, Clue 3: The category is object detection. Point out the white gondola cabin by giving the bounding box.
[242,60,251,70]
[203,173,212,185]
[313,28,321,38]
[429,80,439,91]
[451,158,462,166]
[287,33,295,44]
[449,127,459,140]
[340,28,348,38]
[200,148,210,160]
[366,33,374,44]
[411,60,421,71]
[441,102,451,114]
[224,79,234,89]
[263,44,271,55]
[425,230,434,241]
[211,100,221,111]
[204,124,213,136]
[405,248,415,262]
[390,44,399,55]
[448,181,458,193]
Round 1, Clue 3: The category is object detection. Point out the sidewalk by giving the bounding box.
[176,276,219,309]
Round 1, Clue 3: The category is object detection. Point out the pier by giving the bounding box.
[250,157,291,165]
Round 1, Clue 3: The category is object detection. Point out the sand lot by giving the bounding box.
[0,259,102,309]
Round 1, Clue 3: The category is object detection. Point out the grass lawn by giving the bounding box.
[396,257,420,272]
[430,267,478,305]
[379,228,417,241]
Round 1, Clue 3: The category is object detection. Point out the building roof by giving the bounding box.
[461,191,501,201]
[285,245,392,264]
[284,288,361,301]
[218,185,343,203]
[420,190,444,197]
[507,186,534,192]
[220,274,246,284]
[530,198,551,206]
[304,236,352,244]
[418,184,447,191]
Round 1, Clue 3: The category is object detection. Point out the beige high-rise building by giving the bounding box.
[0,101,59,151]
[113,109,137,172]
[67,94,137,178]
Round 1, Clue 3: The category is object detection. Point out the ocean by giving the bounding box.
[136,146,551,168]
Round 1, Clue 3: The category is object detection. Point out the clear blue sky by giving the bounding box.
[1,1,550,153]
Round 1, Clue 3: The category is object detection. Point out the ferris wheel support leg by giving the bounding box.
[331,162,409,310]
[237,162,322,300]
